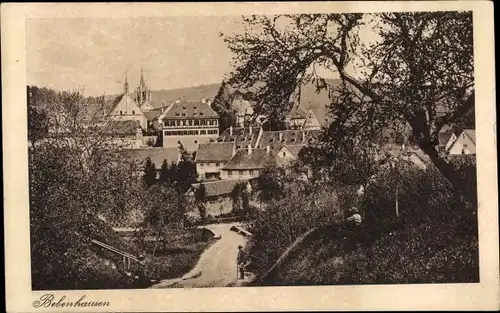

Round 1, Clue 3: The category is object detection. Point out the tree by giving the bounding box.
[174,144,197,192]
[158,159,172,185]
[211,81,238,133]
[194,183,207,221]
[141,185,184,256]
[230,181,251,216]
[223,12,475,202]
[257,161,286,202]
[143,157,157,187]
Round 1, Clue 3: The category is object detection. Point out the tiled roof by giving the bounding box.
[151,101,167,109]
[438,132,455,147]
[217,126,262,149]
[162,100,218,119]
[103,120,141,135]
[191,179,249,198]
[195,142,235,163]
[463,129,476,144]
[258,129,320,151]
[223,148,274,170]
[121,147,180,168]
[143,111,161,121]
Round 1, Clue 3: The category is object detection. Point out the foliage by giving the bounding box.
[256,160,287,202]
[247,180,342,276]
[251,159,478,285]
[143,157,157,187]
[230,181,252,216]
[211,81,238,132]
[29,89,149,289]
[174,144,197,192]
[223,12,475,201]
[194,183,207,221]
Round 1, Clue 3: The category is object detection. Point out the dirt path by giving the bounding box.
[151,223,248,288]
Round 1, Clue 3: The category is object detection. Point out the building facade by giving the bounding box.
[158,99,219,152]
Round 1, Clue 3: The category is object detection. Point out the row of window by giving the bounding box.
[163,129,218,136]
[164,119,218,127]
[227,169,256,177]
[198,162,224,168]
[119,110,136,115]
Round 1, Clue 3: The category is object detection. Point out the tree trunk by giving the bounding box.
[419,143,475,205]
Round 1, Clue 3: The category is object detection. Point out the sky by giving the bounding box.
[26,15,375,97]
[26,16,248,96]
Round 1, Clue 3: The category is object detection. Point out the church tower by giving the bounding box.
[136,67,151,106]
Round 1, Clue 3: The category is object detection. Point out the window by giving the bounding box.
[249,170,254,176]
[176,113,180,116]
[132,110,135,115]
[194,106,197,110]
[194,120,200,126]
[182,113,186,116]
[239,170,244,176]
[463,144,468,149]
[199,163,204,167]
[200,130,206,135]
[228,170,233,177]
[200,112,204,116]
[194,140,198,144]
[177,141,181,144]
[120,110,123,115]
[283,152,286,157]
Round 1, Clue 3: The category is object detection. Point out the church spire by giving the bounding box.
[140,66,146,89]
[124,70,129,94]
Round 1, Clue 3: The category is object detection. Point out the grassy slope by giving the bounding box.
[265,220,479,285]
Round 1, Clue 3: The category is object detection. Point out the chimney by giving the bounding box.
[266,145,270,153]
[201,98,206,104]
[229,126,233,136]
[207,99,212,107]
[232,144,236,156]
[249,125,252,134]
[302,132,306,142]
[279,132,283,142]
[175,98,181,104]
[247,144,252,155]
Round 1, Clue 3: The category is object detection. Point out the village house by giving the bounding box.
[157,98,219,152]
[447,129,476,155]
[257,129,321,151]
[103,120,145,149]
[276,144,306,167]
[195,142,236,181]
[220,145,275,180]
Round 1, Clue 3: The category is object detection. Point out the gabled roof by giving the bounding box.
[143,111,161,122]
[232,98,254,116]
[103,120,141,135]
[438,131,455,147]
[223,148,275,170]
[195,142,235,163]
[258,129,320,151]
[162,100,218,119]
[463,129,476,144]
[190,179,250,198]
[217,126,262,148]
[281,144,306,158]
[121,147,180,168]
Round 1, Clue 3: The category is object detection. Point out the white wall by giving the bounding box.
[448,133,476,155]
[220,169,260,180]
[196,162,226,179]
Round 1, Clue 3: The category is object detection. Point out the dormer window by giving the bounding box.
[194,106,197,110]
[193,112,198,116]
[132,110,135,115]
[120,110,123,115]
[200,112,204,116]
[182,113,186,116]
[183,106,186,110]
[176,113,180,116]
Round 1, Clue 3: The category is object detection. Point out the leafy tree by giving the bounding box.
[211,81,238,133]
[230,181,251,216]
[174,144,197,192]
[141,185,184,256]
[143,157,157,187]
[257,161,286,202]
[158,159,172,185]
[194,183,207,221]
[223,12,475,202]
